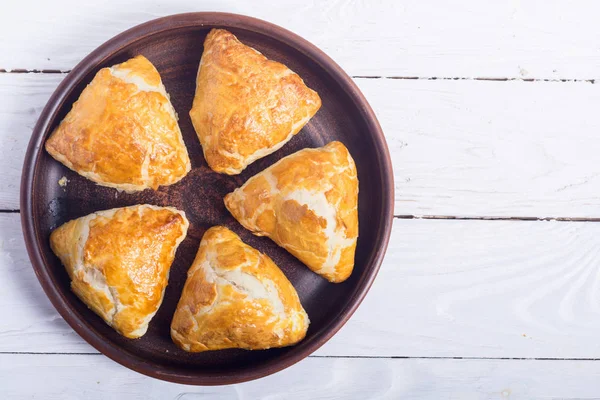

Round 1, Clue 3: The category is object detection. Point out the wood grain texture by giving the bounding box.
[5,212,600,358]
[0,74,61,209]
[4,0,600,394]
[367,78,600,218]
[3,354,600,400]
[2,1,600,79]
[3,74,600,217]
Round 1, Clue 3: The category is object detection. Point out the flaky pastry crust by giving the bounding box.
[225,142,358,283]
[50,205,189,338]
[171,226,309,352]
[45,55,191,191]
[189,29,321,175]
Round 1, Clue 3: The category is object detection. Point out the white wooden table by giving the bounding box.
[2,1,600,398]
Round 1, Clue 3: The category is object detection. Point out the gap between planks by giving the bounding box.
[5,209,600,222]
[356,76,596,84]
[0,69,596,84]
[3,352,600,362]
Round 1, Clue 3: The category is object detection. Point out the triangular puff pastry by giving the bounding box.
[50,205,189,338]
[170,226,309,352]
[225,142,359,283]
[189,29,322,175]
[45,55,191,191]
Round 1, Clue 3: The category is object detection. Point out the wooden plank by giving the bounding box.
[0,74,62,209]
[367,78,600,218]
[5,212,600,358]
[3,74,600,217]
[2,1,600,79]
[2,354,600,399]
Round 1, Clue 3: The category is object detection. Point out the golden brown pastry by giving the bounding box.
[189,29,322,175]
[170,226,309,352]
[49,205,189,338]
[224,142,358,283]
[45,55,191,191]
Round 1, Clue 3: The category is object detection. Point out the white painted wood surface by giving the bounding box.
[3,0,600,398]
[2,0,600,79]
[2,74,600,217]
[4,354,600,400]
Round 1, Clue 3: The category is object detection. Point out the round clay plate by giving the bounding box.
[20,12,394,385]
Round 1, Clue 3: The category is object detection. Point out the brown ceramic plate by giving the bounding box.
[20,12,393,385]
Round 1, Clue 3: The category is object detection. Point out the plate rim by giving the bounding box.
[20,12,395,385]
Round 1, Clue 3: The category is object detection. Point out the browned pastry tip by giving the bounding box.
[189,29,321,175]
